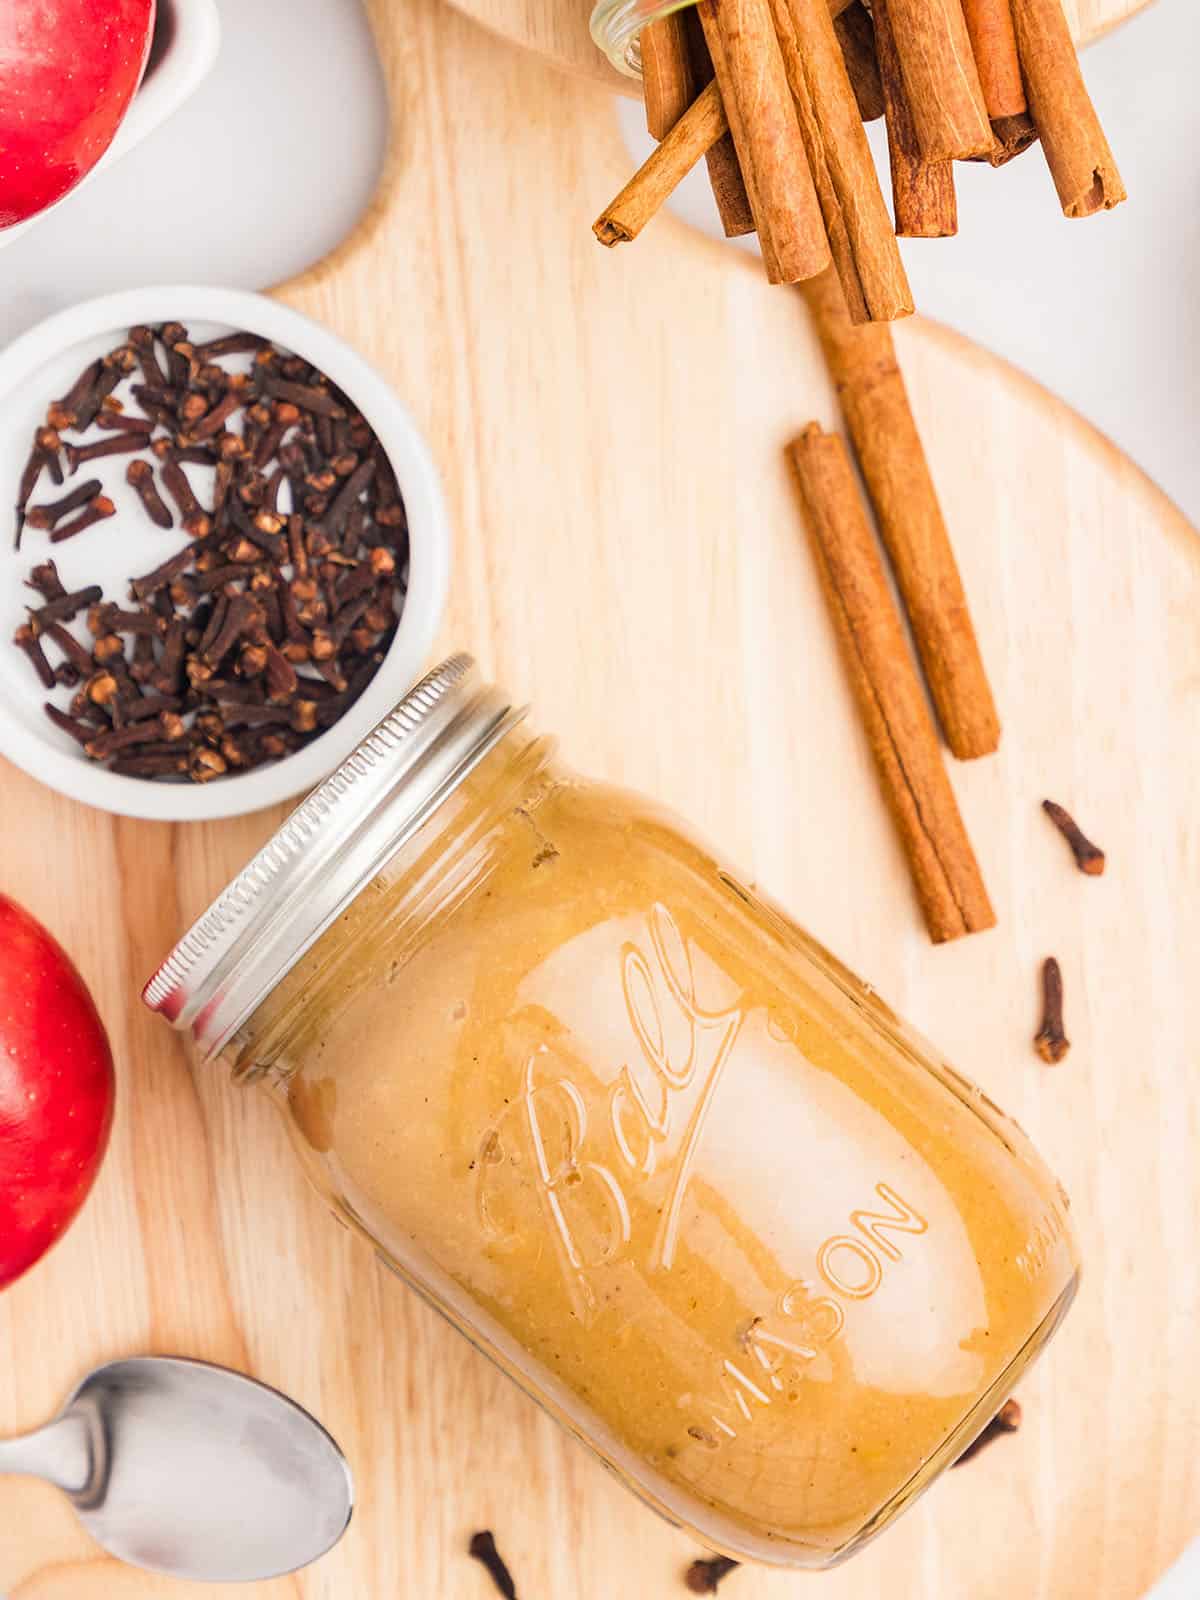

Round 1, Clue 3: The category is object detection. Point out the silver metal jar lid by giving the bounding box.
[142,654,526,1060]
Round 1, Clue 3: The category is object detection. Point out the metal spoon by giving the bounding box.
[0,1356,354,1581]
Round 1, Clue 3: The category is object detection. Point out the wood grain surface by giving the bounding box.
[1,2,1195,1598]
[444,0,1153,86]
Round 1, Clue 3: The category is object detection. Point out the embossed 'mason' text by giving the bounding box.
[686,1183,929,1451]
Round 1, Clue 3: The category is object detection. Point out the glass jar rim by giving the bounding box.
[590,0,698,75]
[142,655,526,1060]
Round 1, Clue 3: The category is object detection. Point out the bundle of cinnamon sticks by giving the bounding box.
[595,0,1124,312]
[593,0,1123,944]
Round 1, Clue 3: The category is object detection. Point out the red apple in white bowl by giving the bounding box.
[0,0,157,230]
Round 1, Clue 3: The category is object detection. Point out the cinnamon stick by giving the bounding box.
[1010,0,1125,217]
[963,0,1026,118]
[695,7,775,265]
[801,268,1000,759]
[683,10,757,236]
[873,0,957,238]
[594,80,728,246]
[642,13,698,139]
[787,424,996,943]
[696,0,830,285]
[977,111,1040,166]
[834,2,884,123]
[881,0,992,160]
[769,0,911,321]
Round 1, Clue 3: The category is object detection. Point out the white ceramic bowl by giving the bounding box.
[0,0,221,253]
[0,286,450,822]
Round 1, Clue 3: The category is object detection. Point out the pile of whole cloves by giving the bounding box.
[12,323,407,783]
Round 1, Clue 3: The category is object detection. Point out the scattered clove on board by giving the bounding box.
[952,1397,1023,1466]
[467,1530,518,1599]
[1042,799,1106,876]
[1034,958,1070,1064]
[685,1554,741,1593]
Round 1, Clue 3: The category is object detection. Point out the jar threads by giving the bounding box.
[590,0,700,74]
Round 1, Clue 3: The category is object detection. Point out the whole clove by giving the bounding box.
[195,563,259,595]
[467,1531,518,1600]
[126,459,174,529]
[133,382,182,418]
[42,622,97,677]
[25,479,104,531]
[1042,799,1105,876]
[194,594,230,663]
[186,389,242,442]
[50,496,116,545]
[194,331,269,360]
[14,625,56,688]
[113,751,191,778]
[52,359,103,426]
[261,375,347,418]
[130,546,195,600]
[321,457,375,542]
[44,702,98,745]
[263,643,298,703]
[94,408,156,433]
[72,360,127,433]
[1034,958,1069,1064]
[64,432,152,473]
[685,1555,740,1594]
[84,715,185,761]
[121,692,184,722]
[160,458,200,518]
[199,593,259,669]
[88,603,165,638]
[154,620,187,695]
[160,322,190,385]
[952,1397,1022,1465]
[30,585,104,629]
[27,559,66,601]
[128,325,169,389]
[14,428,63,548]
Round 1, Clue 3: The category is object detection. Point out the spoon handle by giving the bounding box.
[0,1413,91,1494]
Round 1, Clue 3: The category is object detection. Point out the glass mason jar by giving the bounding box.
[592,0,699,74]
[145,656,1079,1570]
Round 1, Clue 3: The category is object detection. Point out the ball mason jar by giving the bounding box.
[144,655,1079,1570]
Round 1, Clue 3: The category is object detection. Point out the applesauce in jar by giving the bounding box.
[145,655,1079,1568]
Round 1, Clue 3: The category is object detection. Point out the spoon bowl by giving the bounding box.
[0,1357,354,1582]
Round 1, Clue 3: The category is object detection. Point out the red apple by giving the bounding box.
[0,895,115,1290]
[0,0,157,230]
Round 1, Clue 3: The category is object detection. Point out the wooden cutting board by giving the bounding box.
[443,0,1152,87]
[1,2,1194,1598]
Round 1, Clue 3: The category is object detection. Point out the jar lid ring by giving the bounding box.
[143,655,526,1060]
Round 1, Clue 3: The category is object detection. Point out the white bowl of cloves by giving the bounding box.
[0,286,450,822]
